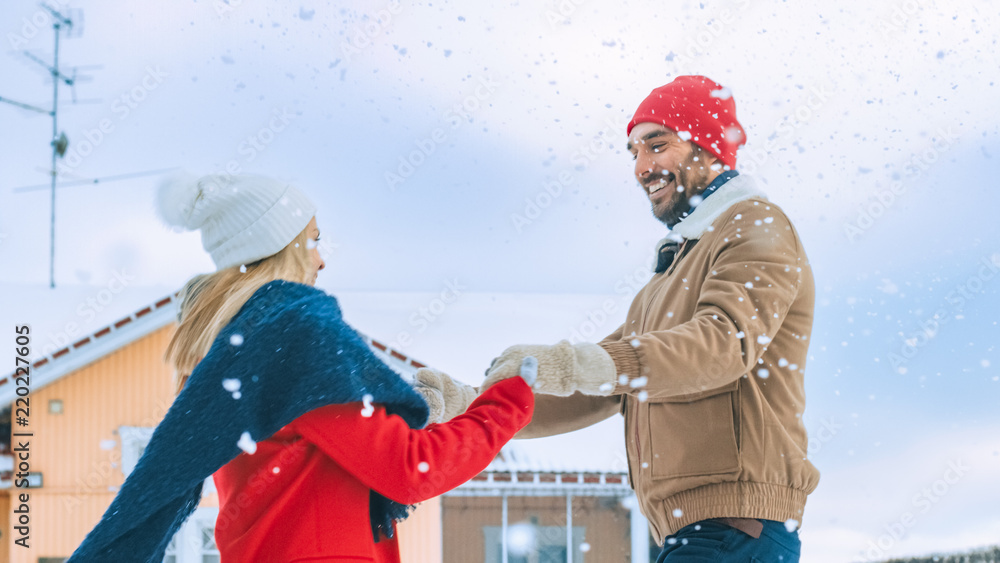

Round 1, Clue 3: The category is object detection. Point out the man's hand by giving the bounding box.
[483,340,617,397]
[413,368,478,424]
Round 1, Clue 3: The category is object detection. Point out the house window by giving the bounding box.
[199,526,221,563]
[163,535,178,563]
[119,426,155,477]
[120,425,215,495]
[161,509,220,563]
[483,525,586,563]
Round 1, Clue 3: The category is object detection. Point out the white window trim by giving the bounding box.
[166,506,220,563]
[118,425,216,494]
[119,426,155,477]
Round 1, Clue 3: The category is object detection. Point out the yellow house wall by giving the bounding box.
[0,493,10,559]
[396,497,443,563]
[3,323,202,562]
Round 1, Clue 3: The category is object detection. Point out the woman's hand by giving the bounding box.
[413,368,479,424]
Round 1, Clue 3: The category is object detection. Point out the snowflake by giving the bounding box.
[237,431,257,454]
[360,394,375,417]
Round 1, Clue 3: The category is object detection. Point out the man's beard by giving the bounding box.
[650,155,714,228]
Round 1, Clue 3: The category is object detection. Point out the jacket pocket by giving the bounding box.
[647,385,741,480]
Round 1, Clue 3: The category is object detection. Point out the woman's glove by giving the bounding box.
[413,368,479,424]
[482,340,617,397]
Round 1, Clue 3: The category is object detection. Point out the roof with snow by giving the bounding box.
[0,284,430,405]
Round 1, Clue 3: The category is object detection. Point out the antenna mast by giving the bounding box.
[0,4,81,288]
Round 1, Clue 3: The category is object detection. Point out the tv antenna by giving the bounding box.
[0,4,88,288]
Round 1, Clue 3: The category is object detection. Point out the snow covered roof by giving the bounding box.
[451,432,632,497]
[486,418,628,475]
[0,283,431,405]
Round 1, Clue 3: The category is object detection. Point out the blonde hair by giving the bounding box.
[166,225,314,394]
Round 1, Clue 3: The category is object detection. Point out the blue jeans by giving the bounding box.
[656,519,801,562]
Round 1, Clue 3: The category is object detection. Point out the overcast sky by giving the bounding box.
[2,1,999,561]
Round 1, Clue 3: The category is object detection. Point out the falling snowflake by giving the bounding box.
[784,518,800,532]
[360,394,375,417]
[418,462,430,473]
[672,508,683,518]
[237,431,257,454]
[506,523,536,555]
[710,86,732,99]
[757,335,772,345]
[629,376,648,388]
[520,356,538,383]
[230,334,244,346]
[877,278,899,294]
[239,265,247,273]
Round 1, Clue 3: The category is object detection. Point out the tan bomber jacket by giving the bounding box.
[518,174,820,543]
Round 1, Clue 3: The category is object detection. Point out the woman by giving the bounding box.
[67,173,535,562]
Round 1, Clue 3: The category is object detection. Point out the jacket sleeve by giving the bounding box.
[600,204,806,399]
[289,377,534,504]
[513,323,626,439]
[599,322,626,345]
[515,392,621,439]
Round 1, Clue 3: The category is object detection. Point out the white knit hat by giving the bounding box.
[156,172,317,271]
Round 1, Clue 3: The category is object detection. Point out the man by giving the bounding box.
[416,75,819,561]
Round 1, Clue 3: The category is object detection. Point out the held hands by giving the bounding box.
[413,361,538,424]
[413,368,478,424]
[482,340,617,397]
[414,339,617,424]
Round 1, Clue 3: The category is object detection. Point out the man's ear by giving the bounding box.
[697,147,721,171]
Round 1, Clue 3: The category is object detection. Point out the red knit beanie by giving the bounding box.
[627,75,746,169]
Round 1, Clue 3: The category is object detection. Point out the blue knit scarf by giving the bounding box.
[67,279,430,562]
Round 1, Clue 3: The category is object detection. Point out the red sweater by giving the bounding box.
[212,377,534,562]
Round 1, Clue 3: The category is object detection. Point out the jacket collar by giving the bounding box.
[650,174,768,272]
[670,173,767,240]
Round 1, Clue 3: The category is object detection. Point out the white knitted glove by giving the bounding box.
[483,340,616,397]
[413,368,479,424]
